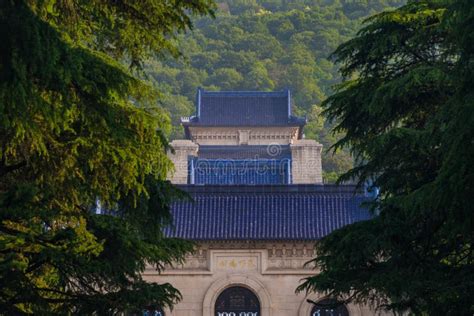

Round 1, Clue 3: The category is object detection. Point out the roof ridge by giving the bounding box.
[176,184,365,195]
[201,90,288,97]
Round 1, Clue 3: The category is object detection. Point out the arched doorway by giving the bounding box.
[310,299,349,316]
[215,286,261,316]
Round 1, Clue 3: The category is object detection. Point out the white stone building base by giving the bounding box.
[143,242,390,316]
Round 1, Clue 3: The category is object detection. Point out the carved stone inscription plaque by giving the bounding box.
[212,251,262,273]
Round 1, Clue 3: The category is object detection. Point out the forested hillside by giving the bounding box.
[145,0,405,182]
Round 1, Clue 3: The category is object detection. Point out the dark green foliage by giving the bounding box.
[298,1,474,314]
[146,0,406,181]
[0,0,213,314]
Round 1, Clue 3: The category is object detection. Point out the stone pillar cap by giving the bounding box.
[170,139,199,148]
[290,139,323,147]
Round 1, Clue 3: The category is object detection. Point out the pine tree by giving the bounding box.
[0,1,213,314]
[298,1,474,314]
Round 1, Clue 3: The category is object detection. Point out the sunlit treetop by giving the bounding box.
[27,0,216,66]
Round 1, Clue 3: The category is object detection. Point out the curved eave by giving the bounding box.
[164,184,373,241]
[181,120,306,140]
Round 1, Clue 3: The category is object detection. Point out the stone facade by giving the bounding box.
[143,242,387,316]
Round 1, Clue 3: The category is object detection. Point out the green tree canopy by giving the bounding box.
[298,1,474,314]
[0,0,213,314]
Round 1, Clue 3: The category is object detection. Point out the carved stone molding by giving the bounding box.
[147,241,318,276]
[187,127,300,145]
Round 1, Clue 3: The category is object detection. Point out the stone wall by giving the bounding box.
[167,137,324,185]
[143,241,389,316]
[168,140,198,184]
[290,140,323,184]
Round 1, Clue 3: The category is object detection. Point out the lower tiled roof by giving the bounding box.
[197,145,291,160]
[192,160,290,185]
[164,185,372,241]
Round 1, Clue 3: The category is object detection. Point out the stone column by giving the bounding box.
[168,140,198,184]
[290,139,323,184]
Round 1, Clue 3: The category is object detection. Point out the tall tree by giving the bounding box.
[298,1,474,315]
[0,0,213,314]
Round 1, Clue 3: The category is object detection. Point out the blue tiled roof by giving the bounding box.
[198,145,291,160]
[183,89,306,127]
[190,158,291,185]
[164,185,372,241]
[190,146,292,185]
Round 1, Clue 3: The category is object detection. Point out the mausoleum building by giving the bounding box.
[143,89,386,316]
